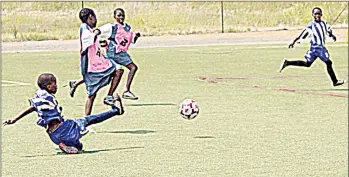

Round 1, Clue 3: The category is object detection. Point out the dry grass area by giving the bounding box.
[2,2,348,41]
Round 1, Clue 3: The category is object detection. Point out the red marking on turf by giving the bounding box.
[198,76,348,98]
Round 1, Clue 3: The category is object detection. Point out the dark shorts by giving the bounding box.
[107,50,134,66]
[304,46,330,63]
[49,119,88,147]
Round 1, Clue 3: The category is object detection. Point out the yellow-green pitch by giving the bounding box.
[2,44,348,176]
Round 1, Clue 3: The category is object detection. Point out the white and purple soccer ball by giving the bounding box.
[180,99,200,120]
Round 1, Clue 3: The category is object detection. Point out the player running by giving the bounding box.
[279,7,345,87]
[97,8,141,100]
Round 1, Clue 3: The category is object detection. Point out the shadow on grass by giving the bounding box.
[124,103,176,107]
[76,103,176,107]
[194,136,215,139]
[22,146,143,158]
[99,130,156,134]
[197,52,234,55]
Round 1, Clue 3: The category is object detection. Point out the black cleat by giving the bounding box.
[69,81,77,97]
[113,93,124,115]
[279,59,288,73]
[333,80,345,87]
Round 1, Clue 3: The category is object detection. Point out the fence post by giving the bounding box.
[221,1,224,33]
[82,1,84,8]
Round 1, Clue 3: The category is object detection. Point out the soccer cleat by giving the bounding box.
[69,81,77,98]
[103,95,115,106]
[333,80,345,87]
[279,59,288,73]
[59,143,78,154]
[113,93,124,115]
[122,91,138,100]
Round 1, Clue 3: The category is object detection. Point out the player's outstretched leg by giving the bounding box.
[59,142,78,154]
[279,59,311,72]
[85,93,124,126]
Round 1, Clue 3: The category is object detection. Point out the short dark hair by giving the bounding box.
[37,73,56,90]
[114,8,125,17]
[312,7,322,14]
[79,8,95,23]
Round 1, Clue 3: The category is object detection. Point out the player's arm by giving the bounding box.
[289,29,310,48]
[134,32,141,44]
[80,25,99,54]
[97,23,113,39]
[328,31,336,42]
[95,23,113,46]
[3,106,35,126]
[326,22,336,42]
[128,24,141,44]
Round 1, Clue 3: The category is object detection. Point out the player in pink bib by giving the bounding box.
[98,8,141,100]
[114,22,135,53]
[69,8,124,116]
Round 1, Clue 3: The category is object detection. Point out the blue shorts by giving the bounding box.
[106,50,134,66]
[304,46,330,63]
[81,55,119,96]
[49,119,88,147]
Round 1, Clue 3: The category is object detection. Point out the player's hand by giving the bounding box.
[3,119,16,126]
[93,29,101,36]
[134,33,141,43]
[332,35,337,42]
[288,43,295,48]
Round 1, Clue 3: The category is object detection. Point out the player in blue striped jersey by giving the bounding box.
[279,7,345,87]
[3,73,124,154]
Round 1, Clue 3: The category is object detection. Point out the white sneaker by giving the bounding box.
[103,95,114,106]
[122,91,138,100]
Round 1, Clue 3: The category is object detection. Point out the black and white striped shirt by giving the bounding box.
[299,20,333,47]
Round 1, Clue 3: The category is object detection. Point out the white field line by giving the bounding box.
[2,80,31,87]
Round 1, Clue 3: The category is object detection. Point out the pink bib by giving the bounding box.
[86,40,113,73]
[114,23,134,53]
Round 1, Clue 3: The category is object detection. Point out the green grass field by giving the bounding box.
[2,44,348,176]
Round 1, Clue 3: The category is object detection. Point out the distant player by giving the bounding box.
[97,8,141,100]
[3,73,124,154]
[70,8,124,116]
[279,7,345,87]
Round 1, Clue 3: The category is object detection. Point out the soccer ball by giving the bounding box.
[180,99,200,119]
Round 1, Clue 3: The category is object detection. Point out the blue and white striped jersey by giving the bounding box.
[299,20,333,47]
[29,89,64,128]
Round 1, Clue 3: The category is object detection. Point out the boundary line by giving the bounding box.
[2,80,31,87]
